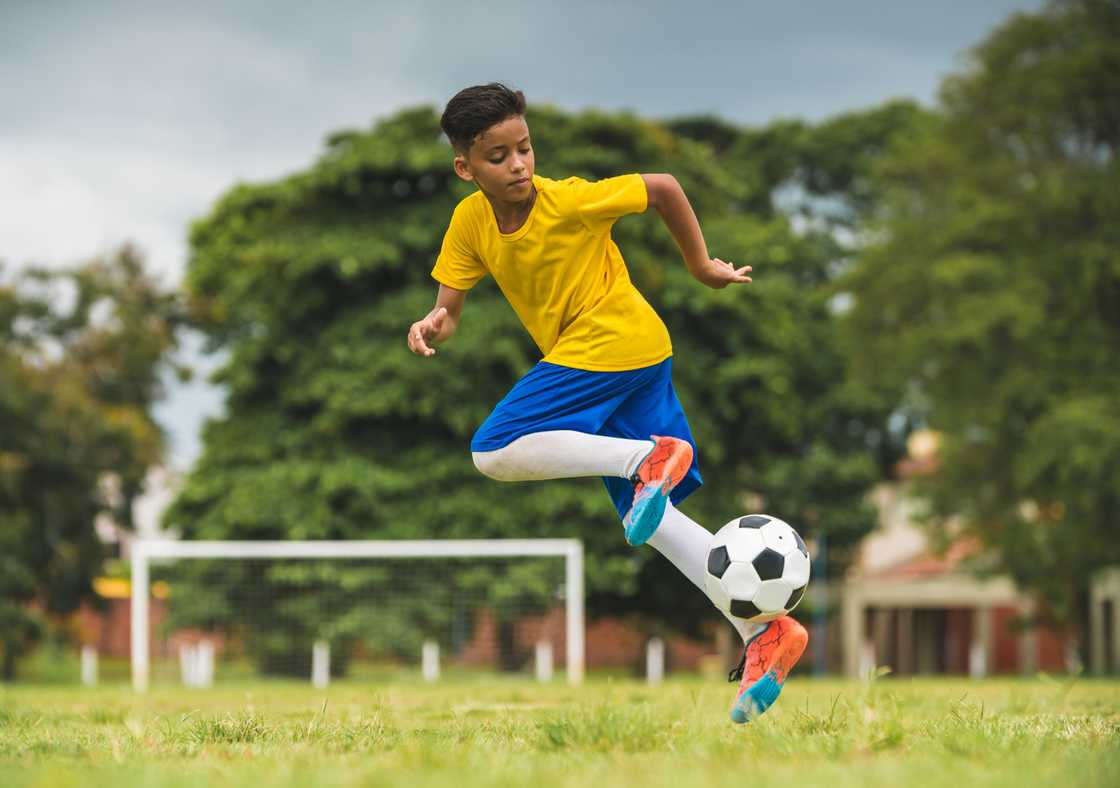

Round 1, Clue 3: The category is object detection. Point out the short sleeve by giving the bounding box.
[431,200,487,290]
[573,174,649,233]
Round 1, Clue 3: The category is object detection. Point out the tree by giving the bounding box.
[670,99,934,228]
[169,102,909,666]
[0,247,184,679]
[840,0,1120,621]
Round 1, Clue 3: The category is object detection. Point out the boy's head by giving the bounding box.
[441,83,534,202]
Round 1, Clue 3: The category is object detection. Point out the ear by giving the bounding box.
[453,154,475,183]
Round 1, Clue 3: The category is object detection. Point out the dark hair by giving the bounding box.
[440,83,527,154]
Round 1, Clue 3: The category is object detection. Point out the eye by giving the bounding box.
[489,155,505,164]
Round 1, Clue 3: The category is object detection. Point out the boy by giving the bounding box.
[407,83,807,723]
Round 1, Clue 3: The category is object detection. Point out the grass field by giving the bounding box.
[2,676,1118,787]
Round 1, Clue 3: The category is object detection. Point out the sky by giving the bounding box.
[1,0,1039,470]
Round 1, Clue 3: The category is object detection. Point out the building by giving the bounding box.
[838,432,1075,678]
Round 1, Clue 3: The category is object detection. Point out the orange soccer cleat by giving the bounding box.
[622,435,693,546]
[729,615,808,724]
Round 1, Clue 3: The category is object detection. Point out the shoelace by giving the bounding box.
[728,647,746,683]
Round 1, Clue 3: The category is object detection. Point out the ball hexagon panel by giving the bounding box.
[707,545,731,579]
[720,561,762,600]
[760,520,797,555]
[754,579,793,612]
[752,548,785,581]
[783,550,811,587]
[738,515,770,529]
[723,528,765,564]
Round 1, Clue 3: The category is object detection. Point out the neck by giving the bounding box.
[485,184,537,233]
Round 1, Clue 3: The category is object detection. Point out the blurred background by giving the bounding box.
[2,0,1117,686]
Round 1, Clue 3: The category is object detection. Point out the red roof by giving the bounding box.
[868,536,982,581]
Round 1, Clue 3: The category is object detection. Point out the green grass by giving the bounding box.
[1,676,1118,787]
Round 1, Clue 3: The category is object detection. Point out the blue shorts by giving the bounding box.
[471,357,703,519]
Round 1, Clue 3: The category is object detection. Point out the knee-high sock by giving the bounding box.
[474,432,764,643]
[472,430,652,482]
[648,502,766,644]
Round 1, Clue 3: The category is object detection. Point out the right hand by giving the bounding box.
[407,307,448,357]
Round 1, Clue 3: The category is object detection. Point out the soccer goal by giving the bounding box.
[129,539,584,691]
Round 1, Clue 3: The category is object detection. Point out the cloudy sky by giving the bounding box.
[1,0,1038,469]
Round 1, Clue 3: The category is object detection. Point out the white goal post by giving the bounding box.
[130,539,585,691]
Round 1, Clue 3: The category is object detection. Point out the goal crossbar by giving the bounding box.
[130,539,584,691]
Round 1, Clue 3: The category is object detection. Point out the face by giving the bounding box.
[454,115,535,203]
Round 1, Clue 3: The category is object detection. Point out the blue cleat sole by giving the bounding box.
[730,670,783,724]
[623,486,669,546]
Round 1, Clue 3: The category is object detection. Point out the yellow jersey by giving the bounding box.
[431,173,672,371]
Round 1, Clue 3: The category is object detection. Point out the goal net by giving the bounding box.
[129,539,584,690]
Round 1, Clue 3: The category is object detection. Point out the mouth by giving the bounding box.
[510,177,530,187]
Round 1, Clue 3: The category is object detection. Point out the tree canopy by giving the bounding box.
[0,247,185,679]
[840,0,1120,620]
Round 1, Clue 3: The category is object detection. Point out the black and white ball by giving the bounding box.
[704,514,810,623]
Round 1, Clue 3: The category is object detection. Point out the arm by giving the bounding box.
[640,173,752,289]
[407,284,467,357]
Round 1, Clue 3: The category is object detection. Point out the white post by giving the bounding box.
[646,637,665,685]
[535,641,553,682]
[968,641,987,679]
[81,645,98,687]
[971,607,991,679]
[131,543,150,692]
[312,640,330,689]
[197,639,214,687]
[859,641,876,681]
[566,542,584,685]
[422,640,440,682]
[179,644,196,687]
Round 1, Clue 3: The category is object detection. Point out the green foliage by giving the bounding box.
[171,97,918,647]
[0,248,184,679]
[840,0,1120,619]
[670,99,934,224]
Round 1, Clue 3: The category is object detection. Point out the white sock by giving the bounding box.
[472,430,652,481]
[649,502,767,644]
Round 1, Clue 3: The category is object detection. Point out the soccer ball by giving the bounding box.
[704,514,810,623]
